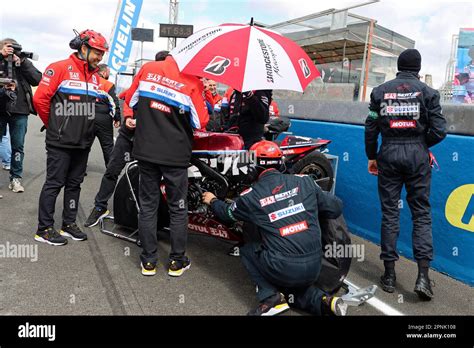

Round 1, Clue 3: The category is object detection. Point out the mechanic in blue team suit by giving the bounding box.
[202,140,347,316]
[364,48,446,300]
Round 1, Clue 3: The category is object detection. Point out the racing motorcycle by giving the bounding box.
[104,116,335,244]
[100,118,377,300]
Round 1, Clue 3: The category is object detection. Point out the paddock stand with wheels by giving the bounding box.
[99,161,142,246]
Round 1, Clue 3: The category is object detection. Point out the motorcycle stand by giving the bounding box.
[99,215,142,246]
[340,281,377,306]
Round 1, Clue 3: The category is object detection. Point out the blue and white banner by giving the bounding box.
[107,0,143,75]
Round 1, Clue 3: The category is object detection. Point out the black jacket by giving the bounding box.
[227,90,272,149]
[211,169,343,257]
[0,55,42,115]
[365,71,447,159]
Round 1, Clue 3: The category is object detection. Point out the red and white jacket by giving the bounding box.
[33,53,101,149]
[125,56,208,167]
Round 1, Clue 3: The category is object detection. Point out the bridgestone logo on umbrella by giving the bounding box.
[279,221,308,237]
[204,56,231,76]
[299,58,311,78]
[258,39,274,83]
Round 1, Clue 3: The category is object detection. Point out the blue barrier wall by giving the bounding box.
[287,119,474,286]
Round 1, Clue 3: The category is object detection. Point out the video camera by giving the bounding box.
[8,43,38,61]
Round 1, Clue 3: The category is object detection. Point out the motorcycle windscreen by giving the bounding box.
[315,214,352,295]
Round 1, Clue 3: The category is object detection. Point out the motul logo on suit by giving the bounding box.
[390,120,416,128]
[279,220,308,237]
[150,100,171,113]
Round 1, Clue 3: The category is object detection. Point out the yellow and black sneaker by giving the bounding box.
[35,227,68,246]
[60,223,87,241]
[247,293,290,316]
[322,295,348,316]
[141,262,157,276]
[168,257,191,277]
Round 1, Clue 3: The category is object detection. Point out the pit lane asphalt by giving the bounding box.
[0,116,472,316]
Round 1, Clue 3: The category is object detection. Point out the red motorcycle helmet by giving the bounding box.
[70,29,109,52]
[250,140,283,168]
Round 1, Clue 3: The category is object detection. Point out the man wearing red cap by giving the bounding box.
[33,29,109,246]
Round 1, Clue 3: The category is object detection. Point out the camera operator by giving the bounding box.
[0,38,42,193]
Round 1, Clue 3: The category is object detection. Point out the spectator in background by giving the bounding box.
[207,79,222,105]
[0,38,42,193]
[93,63,121,166]
[269,100,280,117]
[0,125,11,171]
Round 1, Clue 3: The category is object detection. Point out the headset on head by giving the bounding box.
[69,29,89,50]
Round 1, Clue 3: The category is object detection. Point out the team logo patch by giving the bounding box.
[92,75,98,84]
[268,203,305,222]
[260,196,276,207]
[240,187,252,196]
[67,65,73,71]
[390,120,417,128]
[150,100,171,113]
[384,93,397,99]
[204,56,231,76]
[298,58,311,78]
[272,184,284,195]
[70,72,80,80]
[44,69,55,77]
[279,220,308,237]
[260,187,299,207]
[385,104,420,115]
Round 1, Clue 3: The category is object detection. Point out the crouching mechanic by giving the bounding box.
[202,141,348,316]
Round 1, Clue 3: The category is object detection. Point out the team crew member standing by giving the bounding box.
[226,89,272,149]
[33,29,108,246]
[125,55,208,276]
[85,51,171,228]
[365,49,447,300]
[94,63,121,166]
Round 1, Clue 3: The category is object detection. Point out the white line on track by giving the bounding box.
[345,279,405,316]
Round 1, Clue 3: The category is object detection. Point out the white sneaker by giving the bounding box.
[2,164,10,171]
[9,178,24,193]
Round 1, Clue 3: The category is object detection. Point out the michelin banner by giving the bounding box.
[107,0,143,75]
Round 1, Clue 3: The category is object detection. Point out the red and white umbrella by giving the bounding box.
[170,20,320,92]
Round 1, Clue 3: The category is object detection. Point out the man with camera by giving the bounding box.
[0,38,42,193]
[33,29,108,246]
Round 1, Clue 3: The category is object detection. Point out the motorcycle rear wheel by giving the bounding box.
[292,151,334,192]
